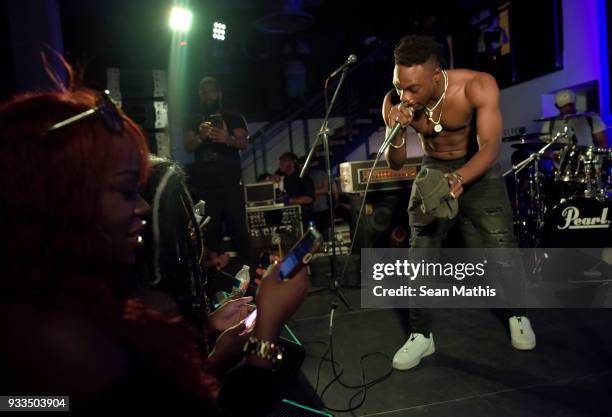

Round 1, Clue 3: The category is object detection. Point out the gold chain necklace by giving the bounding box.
[425,70,448,133]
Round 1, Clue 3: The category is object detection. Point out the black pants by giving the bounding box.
[197,184,252,265]
[400,156,525,335]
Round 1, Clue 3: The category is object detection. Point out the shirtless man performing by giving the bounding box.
[384,35,536,371]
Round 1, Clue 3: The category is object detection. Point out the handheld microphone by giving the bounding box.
[378,121,404,153]
[329,54,357,78]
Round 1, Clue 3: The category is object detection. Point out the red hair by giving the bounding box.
[0,88,148,291]
[0,87,219,408]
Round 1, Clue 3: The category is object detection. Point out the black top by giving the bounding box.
[190,112,248,189]
[284,172,315,215]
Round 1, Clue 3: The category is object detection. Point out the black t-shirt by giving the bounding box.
[284,172,315,214]
[190,111,247,189]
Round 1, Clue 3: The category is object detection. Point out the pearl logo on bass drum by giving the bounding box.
[541,198,611,247]
[558,206,610,230]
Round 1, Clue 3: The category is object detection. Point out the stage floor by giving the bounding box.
[287,286,612,417]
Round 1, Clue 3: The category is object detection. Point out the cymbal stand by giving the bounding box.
[503,129,567,246]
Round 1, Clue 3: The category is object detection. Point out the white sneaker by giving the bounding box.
[509,316,536,350]
[392,333,435,371]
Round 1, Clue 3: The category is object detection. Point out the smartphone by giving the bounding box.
[208,113,224,129]
[278,227,323,280]
[244,309,257,330]
[239,308,257,336]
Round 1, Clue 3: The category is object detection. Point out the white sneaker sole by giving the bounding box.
[392,340,436,371]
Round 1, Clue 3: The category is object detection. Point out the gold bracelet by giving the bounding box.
[389,134,405,149]
[243,336,284,364]
[450,172,464,184]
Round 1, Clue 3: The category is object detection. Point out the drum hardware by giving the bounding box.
[504,130,568,247]
[582,146,610,200]
[505,115,611,248]
[557,144,583,183]
[510,140,566,151]
[556,145,611,200]
[502,132,552,142]
[504,129,568,177]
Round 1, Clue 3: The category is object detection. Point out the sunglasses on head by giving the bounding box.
[47,90,123,134]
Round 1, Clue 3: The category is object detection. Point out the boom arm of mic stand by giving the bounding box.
[502,130,566,177]
[300,67,348,178]
[300,130,324,178]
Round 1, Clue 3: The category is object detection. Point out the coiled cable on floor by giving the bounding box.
[315,304,394,414]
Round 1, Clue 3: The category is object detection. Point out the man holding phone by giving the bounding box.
[185,76,251,270]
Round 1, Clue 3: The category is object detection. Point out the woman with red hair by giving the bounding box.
[0,83,309,414]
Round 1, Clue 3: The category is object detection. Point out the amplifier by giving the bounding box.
[246,205,303,255]
[339,157,421,194]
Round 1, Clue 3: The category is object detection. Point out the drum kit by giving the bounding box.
[504,115,611,248]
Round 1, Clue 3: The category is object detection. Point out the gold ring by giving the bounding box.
[450,191,456,199]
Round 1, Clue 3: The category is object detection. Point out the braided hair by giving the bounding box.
[140,156,209,327]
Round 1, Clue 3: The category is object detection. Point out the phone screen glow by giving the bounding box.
[244,309,257,329]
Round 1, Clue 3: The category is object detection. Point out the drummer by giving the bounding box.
[540,89,608,148]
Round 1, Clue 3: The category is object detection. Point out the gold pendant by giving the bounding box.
[434,123,443,133]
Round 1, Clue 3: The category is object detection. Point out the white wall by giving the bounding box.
[343,126,425,162]
[499,0,608,170]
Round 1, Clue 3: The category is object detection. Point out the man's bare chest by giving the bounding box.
[410,102,473,137]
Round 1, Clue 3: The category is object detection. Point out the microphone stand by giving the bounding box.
[502,128,567,178]
[300,66,351,310]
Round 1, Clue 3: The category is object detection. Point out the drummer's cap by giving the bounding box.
[555,89,576,107]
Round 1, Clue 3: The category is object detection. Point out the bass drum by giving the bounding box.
[540,197,612,247]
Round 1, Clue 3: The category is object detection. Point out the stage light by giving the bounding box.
[212,21,226,41]
[169,7,192,32]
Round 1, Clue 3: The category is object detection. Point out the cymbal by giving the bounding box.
[502,132,551,142]
[534,112,597,122]
[511,140,566,151]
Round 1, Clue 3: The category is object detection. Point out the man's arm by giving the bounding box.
[209,114,249,150]
[289,196,313,205]
[229,113,249,150]
[382,91,410,170]
[455,72,503,184]
[591,115,609,148]
[540,121,551,136]
[231,127,249,150]
[314,175,329,197]
[593,130,609,148]
[185,130,200,153]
